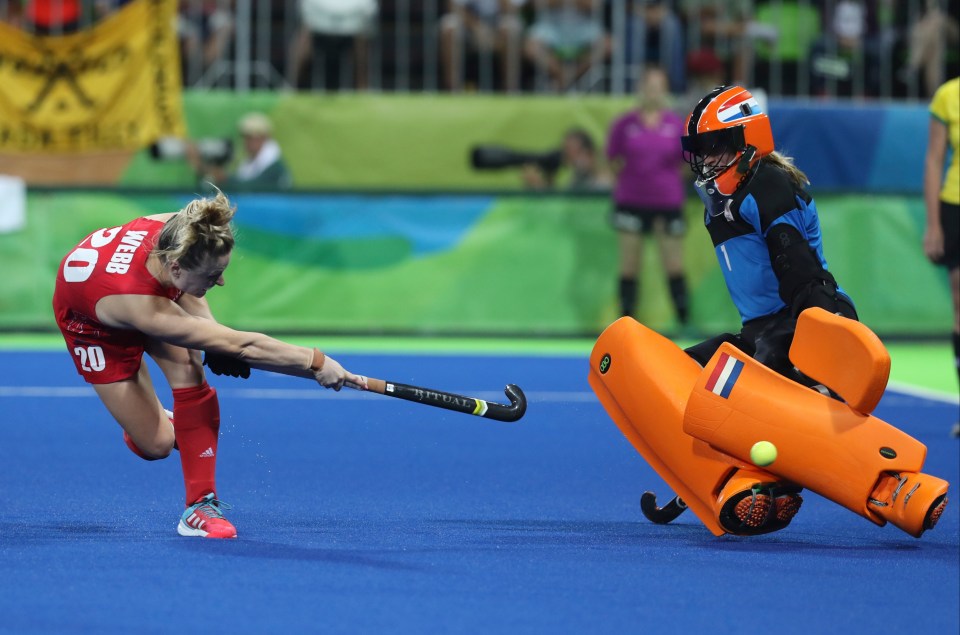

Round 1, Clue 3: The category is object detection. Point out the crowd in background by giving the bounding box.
[0,0,957,99]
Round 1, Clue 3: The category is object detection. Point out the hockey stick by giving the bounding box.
[349,377,527,422]
[640,491,688,524]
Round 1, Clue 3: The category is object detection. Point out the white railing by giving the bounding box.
[0,0,955,99]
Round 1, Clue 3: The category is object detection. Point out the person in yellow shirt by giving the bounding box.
[923,76,960,437]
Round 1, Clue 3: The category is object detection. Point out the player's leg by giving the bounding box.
[949,265,959,438]
[613,207,646,318]
[93,363,176,460]
[937,202,960,436]
[652,214,689,327]
[949,265,959,383]
[145,339,235,538]
[496,13,523,93]
[617,230,642,317]
[684,332,753,366]
[439,11,464,91]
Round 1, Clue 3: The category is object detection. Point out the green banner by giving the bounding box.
[120,93,635,190]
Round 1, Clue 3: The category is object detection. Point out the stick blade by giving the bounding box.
[640,491,688,525]
[489,384,526,422]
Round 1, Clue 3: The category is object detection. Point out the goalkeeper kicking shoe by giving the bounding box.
[177,493,237,539]
[732,491,804,528]
[717,474,804,536]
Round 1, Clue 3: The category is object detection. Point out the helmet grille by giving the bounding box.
[680,127,747,181]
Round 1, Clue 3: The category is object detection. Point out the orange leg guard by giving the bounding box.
[589,318,799,536]
[683,343,950,538]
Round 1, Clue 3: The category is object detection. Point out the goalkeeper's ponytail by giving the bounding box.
[764,151,810,190]
[154,189,236,270]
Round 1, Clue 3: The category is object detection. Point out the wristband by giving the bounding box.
[310,348,326,371]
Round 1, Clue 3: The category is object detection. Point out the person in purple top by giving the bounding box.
[606,65,689,327]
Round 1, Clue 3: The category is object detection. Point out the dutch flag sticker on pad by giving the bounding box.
[704,352,744,399]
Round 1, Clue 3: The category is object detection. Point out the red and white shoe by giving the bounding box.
[177,493,237,539]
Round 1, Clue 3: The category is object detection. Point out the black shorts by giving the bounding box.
[612,204,686,236]
[936,201,959,270]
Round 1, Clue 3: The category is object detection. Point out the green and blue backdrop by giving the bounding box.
[0,93,951,336]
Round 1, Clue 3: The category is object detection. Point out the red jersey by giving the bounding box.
[53,217,182,383]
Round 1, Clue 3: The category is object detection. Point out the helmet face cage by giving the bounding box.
[680,126,746,182]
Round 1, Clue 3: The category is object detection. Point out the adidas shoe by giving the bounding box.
[177,493,237,539]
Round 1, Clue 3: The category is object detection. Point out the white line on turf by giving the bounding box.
[885,382,960,405]
[0,386,97,397]
[1,385,955,404]
[0,385,599,403]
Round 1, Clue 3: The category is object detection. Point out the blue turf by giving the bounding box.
[1,351,957,635]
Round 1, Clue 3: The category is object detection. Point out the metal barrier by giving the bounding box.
[0,0,956,99]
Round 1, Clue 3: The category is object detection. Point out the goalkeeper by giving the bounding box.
[679,85,857,389]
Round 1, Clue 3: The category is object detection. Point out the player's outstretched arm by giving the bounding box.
[97,294,368,390]
[176,292,251,378]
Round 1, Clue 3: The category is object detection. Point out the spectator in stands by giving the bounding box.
[681,47,725,115]
[679,0,776,88]
[286,0,377,91]
[522,127,611,190]
[0,1,25,27]
[186,112,292,191]
[922,76,960,437]
[900,0,959,98]
[808,0,885,97]
[524,0,611,92]
[624,0,686,93]
[94,0,133,18]
[439,0,525,92]
[606,65,689,326]
[22,0,81,33]
[177,0,235,86]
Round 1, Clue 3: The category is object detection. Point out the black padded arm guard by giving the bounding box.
[766,223,841,318]
[203,352,251,379]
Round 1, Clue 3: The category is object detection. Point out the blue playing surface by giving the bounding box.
[1,350,957,635]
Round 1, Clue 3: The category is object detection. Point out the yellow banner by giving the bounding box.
[0,0,184,153]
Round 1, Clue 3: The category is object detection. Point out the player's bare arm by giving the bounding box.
[176,291,216,321]
[95,294,365,389]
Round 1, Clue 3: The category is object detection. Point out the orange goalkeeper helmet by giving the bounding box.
[681,85,774,197]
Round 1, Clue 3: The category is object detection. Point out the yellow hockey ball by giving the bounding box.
[750,441,778,467]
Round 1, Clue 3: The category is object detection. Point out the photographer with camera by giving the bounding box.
[185,112,292,192]
[524,128,611,191]
[471,127,610,191]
